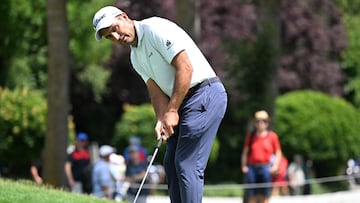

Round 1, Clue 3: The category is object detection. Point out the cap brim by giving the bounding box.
[95,31,102,41]
[94,19,113,41]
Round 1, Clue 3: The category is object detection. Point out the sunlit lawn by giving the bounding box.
[0,179,122,203]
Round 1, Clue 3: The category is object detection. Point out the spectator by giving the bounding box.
[92,145,116,199]
[241,110,282,203]
[288,154,306,195]
[303,159,313,195]
[123,135,148,164]
[30,151,44,184]
[148,164,166,195]
[64,132,92,194]
[125,145,150,203]
[271,155,289,196]
[0,163,7,177]
[109,153,127,201]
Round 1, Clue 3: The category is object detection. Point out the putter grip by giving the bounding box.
[156,136,163,148]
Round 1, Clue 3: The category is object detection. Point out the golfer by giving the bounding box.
[93,6,227,203]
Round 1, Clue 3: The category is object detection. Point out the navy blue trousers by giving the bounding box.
[164,81,227,203]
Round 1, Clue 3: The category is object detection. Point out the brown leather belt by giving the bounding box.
[186,77,221,98]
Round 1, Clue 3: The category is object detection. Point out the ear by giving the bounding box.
[120,12,130,20]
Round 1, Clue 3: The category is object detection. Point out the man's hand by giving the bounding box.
[155,111,179,141]
[242,165,248,174]
[270,165,279,175]
[162,110,179,140]
[68,178,75,188]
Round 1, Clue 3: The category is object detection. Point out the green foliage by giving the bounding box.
[113,103,220,163]
[274,90,360,177]
[225,32,277,123]
[113,103,157,150]
[0,179,116,203]
[0,87,46,163]
[67,0,113,102]
[336,0,360,108]
[0,88,75,164]
[0,0,47,88]
[0,0,111,101]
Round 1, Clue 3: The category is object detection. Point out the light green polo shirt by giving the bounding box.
[130,17,216,97]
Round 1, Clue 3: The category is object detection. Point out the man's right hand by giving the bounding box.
[242,165,248,174]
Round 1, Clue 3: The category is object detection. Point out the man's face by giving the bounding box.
[129,150,140,164]
[76,139,87,148]
[100,14,136,46]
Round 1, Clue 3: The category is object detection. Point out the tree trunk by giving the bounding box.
[255,0,281,115]
[43,0,69,187]
[176,0,200,42]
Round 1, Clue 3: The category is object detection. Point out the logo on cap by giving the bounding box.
[94,14,106,29]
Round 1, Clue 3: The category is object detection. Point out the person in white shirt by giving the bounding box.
[288,155,306,195]
[92,6,228,203]
[92,145,116,199]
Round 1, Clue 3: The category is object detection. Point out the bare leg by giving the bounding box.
[248,196,258,203]
[259,195,270,203]
[272,186,279,196]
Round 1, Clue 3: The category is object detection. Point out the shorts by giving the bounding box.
[246,164,272,197]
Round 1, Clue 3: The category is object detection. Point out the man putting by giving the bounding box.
[93,6,227,203]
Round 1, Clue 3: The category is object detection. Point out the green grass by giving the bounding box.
[203,184,243,197]
[201,182,331,197]
[0,179,122,203]
[0,178,333,203]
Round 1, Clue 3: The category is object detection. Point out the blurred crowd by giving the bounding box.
[30,133,165,203]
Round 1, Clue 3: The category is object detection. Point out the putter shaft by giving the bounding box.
[132,138,163,203]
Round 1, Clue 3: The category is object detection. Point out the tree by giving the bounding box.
[254,0,281,113]
[336,0,360,108]
[0,0,47,89]
[278,0,347,96]
[43,0,70,187]
[176,0,201,41]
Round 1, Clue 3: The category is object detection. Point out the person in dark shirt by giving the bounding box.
[64,132,91,194]
[125,145,149,203]
[123,135,148,164]
[30,151,44,184]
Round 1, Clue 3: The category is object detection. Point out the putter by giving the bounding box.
[132,136,163,203]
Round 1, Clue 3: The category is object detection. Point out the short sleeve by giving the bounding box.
[148,24,185,64]
[67,153,73,162]
[270,131,281,151]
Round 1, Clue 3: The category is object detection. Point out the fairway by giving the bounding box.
[0,179,119,203]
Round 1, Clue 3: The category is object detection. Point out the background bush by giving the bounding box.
[0,87,46,164]
[274,90,360,178]
[0,87,75,166]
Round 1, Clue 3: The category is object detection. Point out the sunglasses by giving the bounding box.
[255,119,268,124]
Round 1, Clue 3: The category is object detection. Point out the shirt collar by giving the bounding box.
[132,20,144,48]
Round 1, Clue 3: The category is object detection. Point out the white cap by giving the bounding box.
[99,145,115,157]
[93,6,123,41]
